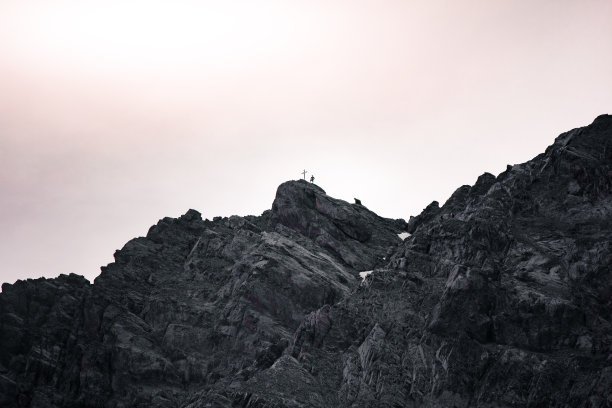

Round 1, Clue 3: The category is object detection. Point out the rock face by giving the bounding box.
[1,115,611,408]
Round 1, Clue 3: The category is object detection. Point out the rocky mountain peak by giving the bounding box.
[1,115,611,408]
[271,179,407,270]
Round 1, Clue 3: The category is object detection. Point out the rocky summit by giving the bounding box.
[1,115,612,408]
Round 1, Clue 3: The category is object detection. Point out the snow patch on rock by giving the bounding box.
[398,232,411,240]
[359,271,373,281]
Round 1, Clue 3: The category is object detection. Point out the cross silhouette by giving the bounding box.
[301,169,307,180]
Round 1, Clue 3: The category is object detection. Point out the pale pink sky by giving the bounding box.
[1,0,611,286]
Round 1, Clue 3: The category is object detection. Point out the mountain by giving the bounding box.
[1,115,611,408]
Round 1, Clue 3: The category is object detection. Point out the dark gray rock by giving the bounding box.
[1,115,611,407]
[270,180,406,270]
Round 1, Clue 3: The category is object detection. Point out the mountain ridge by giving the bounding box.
[1,114,611,407]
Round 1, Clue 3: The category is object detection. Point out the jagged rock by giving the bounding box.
[270,180,406,270]
[1,115,611,407]
[406,200,440,234]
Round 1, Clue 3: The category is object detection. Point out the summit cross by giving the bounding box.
[301,169,307,180]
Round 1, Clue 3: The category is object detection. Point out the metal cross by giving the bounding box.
[301,169,307,180]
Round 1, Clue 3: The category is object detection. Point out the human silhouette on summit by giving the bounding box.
[310,175,315,183]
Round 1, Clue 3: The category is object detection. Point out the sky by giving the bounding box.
[1,0,611,286]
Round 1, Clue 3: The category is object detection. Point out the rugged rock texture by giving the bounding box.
[1,115,611,407]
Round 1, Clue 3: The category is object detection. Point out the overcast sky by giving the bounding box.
[1,0,611,286]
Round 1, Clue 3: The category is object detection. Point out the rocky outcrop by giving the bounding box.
[270,180,407,270]
[1,115,611,407]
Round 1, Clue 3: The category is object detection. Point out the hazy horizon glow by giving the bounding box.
[1,0,611,286]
